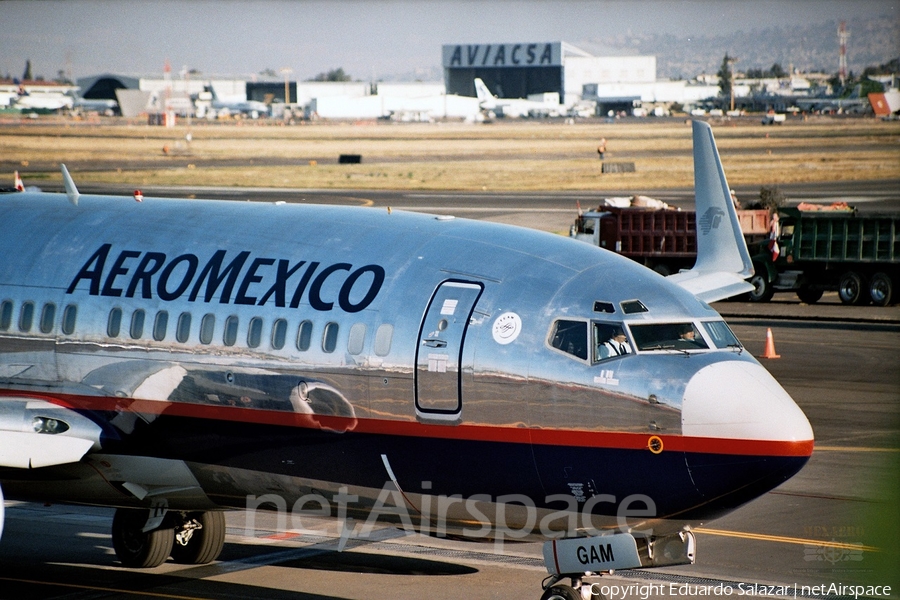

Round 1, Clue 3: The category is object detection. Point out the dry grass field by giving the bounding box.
[1,117,898,191]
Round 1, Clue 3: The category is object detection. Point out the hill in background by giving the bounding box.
[578,14,899,79]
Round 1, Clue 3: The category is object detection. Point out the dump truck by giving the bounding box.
[570,200,770,276]
[747,207,900,306]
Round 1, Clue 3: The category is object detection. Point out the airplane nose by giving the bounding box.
[680,360,813,513]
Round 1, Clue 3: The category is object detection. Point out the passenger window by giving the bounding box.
[130,309,145,339]
[549,320,588,360]
[153,311,168,341]
[702,320,742,349]
[630,322,709,352]
[199,314,215,345]
[323,322,339,353]
[272,318,287,350]
[223,316,239,346]
[19,301,34,332]
[40,303,56,334]
[176,312,191,343]
[0,300,12,330]
[297,320,313,351]
[593,322,632,362]
[374,324,393,356]
[247,317,263,348]
[348,323,366,355]
[62,304,77,335]
[108,308,122,337]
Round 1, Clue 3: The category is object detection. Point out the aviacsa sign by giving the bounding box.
[442,43,561,68]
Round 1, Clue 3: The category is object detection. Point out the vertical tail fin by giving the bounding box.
[665,121,754,302]
[474,78,495,106]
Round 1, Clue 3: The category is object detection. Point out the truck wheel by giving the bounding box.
[868,272,894,306]
[796,287,823,304]
[838,271,868,305]
[748,273,774,302]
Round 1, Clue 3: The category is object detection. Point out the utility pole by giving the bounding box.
[280,67,293,105]
[729,56,738,112]
[838,21,849,87]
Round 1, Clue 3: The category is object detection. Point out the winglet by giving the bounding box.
[666,121,754,302]
[61,164,80,206]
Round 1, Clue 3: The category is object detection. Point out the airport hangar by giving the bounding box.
[78,42,717,119]
[443,42,654,103]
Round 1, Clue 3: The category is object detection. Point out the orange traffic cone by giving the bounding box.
[761,328,780,359]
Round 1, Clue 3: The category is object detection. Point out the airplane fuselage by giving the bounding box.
[0,192,812,541]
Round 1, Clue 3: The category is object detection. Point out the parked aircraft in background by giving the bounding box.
[474,77,566,118]
[72,97,118,116]
[0,121,812,600]
[9,82,73,112]
[197,84,269,119]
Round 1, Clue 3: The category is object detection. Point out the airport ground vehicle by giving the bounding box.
[747,207,900,306]
[570,204,770,276]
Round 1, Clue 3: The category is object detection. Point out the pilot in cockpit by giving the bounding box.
[598,326,631,360]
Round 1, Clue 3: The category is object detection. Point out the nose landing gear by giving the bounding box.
[539,531,696,600]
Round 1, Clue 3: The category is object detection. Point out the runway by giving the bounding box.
[1,184,899,600]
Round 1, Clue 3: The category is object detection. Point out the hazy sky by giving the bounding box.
[2,0,896,82]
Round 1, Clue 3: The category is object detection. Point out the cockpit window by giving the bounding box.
[549,320,588,360]
[594,322,632,361]
[702,320,742,349]
[629,322,709,352]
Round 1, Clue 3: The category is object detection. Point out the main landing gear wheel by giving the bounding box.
[171,511,226,564]
[112,508,174,568]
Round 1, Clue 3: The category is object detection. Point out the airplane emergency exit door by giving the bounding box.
[415,280,483,419]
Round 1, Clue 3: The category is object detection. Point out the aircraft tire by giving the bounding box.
[868,272,894,306]
[171,511,226,564]
[540,584,582,600]
[112,508,174,568]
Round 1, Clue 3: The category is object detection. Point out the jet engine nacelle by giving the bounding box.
[0,398,102,469]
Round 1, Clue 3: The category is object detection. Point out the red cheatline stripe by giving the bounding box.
[1,389,813,457]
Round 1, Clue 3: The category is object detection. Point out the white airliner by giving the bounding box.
[10,83,74,112]
[0,121,813,600]
[201,84,269,119]
[474,77,566,118]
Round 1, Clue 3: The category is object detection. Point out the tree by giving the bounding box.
[717,54,733,98]
[770,63,787,78]
[22,59,32,81]
[309,68,352,82]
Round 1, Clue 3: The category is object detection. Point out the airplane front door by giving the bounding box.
[415,280,483,420]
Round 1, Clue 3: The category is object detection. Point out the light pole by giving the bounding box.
[280,68,293,105]
[728,56,738,113]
